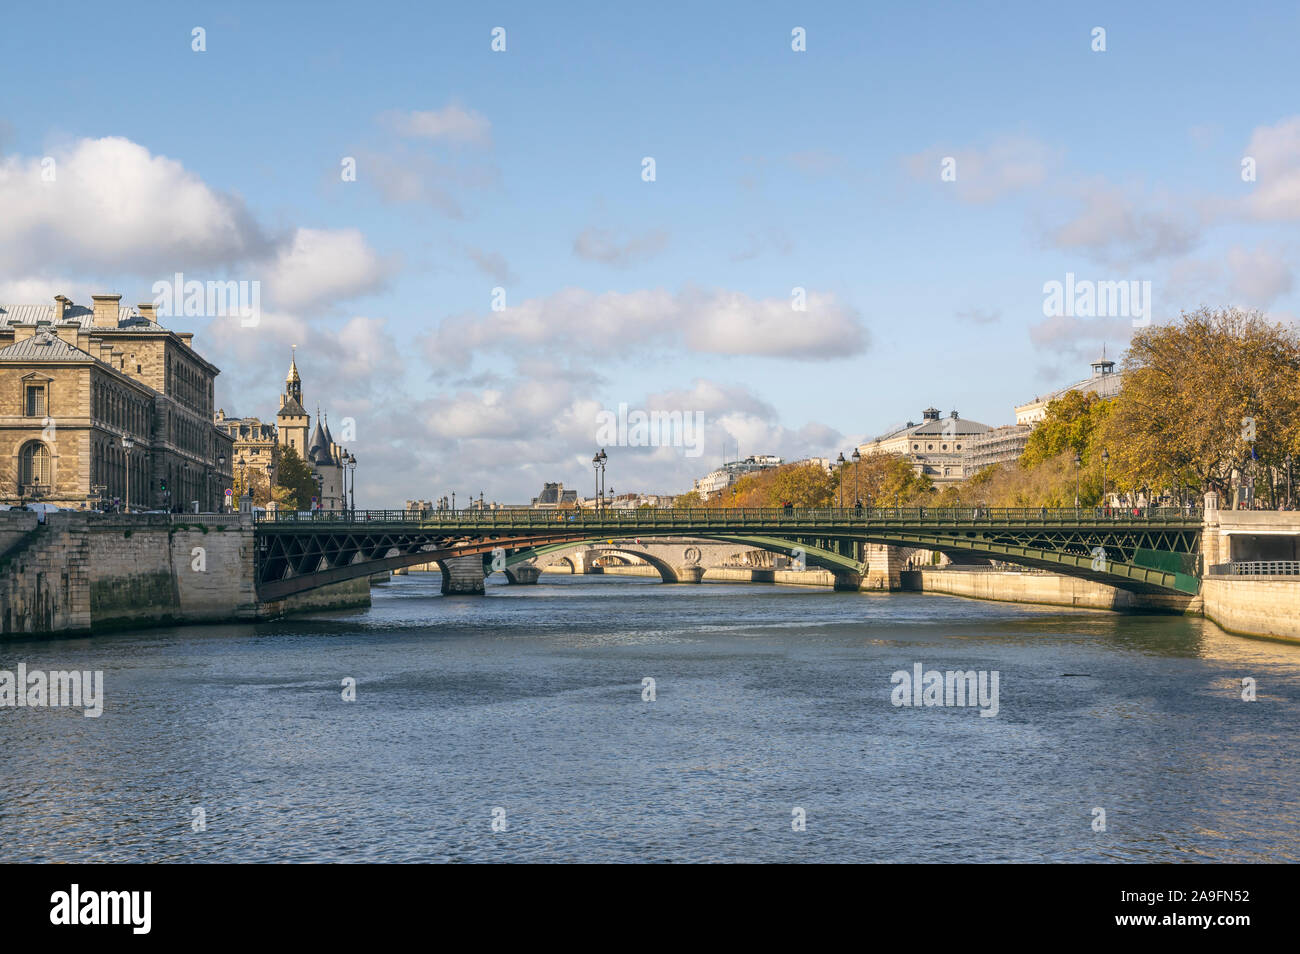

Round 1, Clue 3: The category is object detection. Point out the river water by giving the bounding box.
[2,574,1298,863]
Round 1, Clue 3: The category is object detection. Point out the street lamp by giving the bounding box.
[217,454,226,512]
[1073,451,1082,512]
[1101,449,1110,510]
[836,452,846,508]
[592,448,608,512]
[121,437,134,513]
[852,448,861,508]
[347,454,357,512]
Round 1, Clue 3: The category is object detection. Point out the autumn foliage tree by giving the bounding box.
[1097,307,1300,504]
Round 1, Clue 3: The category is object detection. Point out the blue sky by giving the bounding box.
[3,1,1299,504]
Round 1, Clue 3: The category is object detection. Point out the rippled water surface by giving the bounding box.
[2,574,1298,862]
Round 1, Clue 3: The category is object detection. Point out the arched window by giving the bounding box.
[19,441,51,488]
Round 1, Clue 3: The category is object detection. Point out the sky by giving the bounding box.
[2,1,1299,506]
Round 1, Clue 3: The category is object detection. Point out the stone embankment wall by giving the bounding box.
[907,568,1201,613]
[0,512,369,637]
[1200,578,1300,642]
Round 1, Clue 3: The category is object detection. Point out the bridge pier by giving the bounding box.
[670,564,705,583]
[833,571,864,591]
[861,544,903,591]
[505,565,541,585]
[437,555,486,595]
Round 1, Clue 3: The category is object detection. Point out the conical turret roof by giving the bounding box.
[307,408,334,465]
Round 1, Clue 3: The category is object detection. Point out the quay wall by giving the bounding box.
[0,513,370,637]
[1200,577,1300,643]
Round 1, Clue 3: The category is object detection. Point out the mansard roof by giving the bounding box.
[0,329,98,361]
[0,303,166,333]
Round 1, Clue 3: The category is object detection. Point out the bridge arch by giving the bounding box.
[253,508,1202,600]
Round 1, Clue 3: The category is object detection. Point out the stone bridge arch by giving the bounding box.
[508,541,706,583]
[503,536,870,588]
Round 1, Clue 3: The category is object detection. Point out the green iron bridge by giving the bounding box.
[252,506,1204,600]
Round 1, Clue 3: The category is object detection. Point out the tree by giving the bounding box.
[275,445,318,511]
[1020,391,1112,468]
[852,453,935,506]
[233,466,272,506]
[1097,307,1300,503]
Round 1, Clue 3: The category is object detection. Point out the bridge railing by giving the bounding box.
[1207,560,1300,576]
[253,505,1201,527]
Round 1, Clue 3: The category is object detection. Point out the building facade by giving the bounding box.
[0,294,234,511]
[857,408,991,485]
[1015,355,1123,426]
[692,455,783,499]
[963,424,1032,472]
[531,482,579,508]
[215,351,354,511]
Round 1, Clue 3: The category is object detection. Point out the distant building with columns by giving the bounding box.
[857,408,991,485]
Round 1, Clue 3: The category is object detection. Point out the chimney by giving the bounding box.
[54,294,71,321]
[91,294,122,328]
[137,302,158,323]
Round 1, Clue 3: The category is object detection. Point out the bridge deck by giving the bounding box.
[255,505,1203,533]
[251,507,1204,598]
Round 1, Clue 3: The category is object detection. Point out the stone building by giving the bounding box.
[963,424,1033,472]
[857,408,991,485]
[213,410,279,499]
[530,482,579,508]
[216,350,354,511]
[0,294,234,511]
[691,455,783,499]
[1015,354,1123,426]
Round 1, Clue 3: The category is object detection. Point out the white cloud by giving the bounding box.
[265,228,389,311]
[1043,180,1200,265]
[1226,246,1294,306]
[0,136,269,275]
[465,247,514,284]
[382,105,492,147]
[905,135,1058,204]
[423,285,868,370]
[573,226,668,266]
[1242,116,1300,221]
[0,137,387,315]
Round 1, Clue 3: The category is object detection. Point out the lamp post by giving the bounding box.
[216,454,226,512]
[121,437,134,513]
[592,448,608,512]
[348,454,357,512]
[852,448,861,507]
[1074,451,1082,513]
[836,452,846,508]
[1101,449,1110,511]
